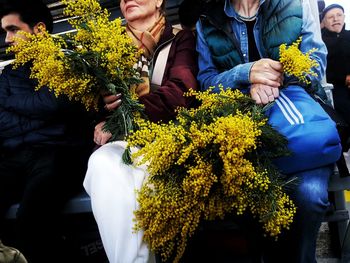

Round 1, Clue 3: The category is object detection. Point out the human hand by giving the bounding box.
[103,93,122,111]
[345,75,350,88]
[250,84,279,105]
[94,121,112,145]
[250,59,283,88]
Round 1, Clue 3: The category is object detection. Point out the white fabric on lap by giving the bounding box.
[83,141,155,263]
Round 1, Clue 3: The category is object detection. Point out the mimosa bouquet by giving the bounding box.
[7,0,143,140]
[124,38,321,262]
[127,88,296,262]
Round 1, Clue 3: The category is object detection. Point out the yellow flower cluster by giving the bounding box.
[8,0,140,112]
[62,0,141,79]
[129,120,186,175]
[63,0,101,20]
[279,37,319,84]
[8,29,95,108]
[128,89,296,262]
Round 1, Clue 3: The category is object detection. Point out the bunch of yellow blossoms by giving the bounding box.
[279,37,319,84]
[63,0,141,80]
[127,89,296,262]
[8,0,143,140]
[9,29,96,108]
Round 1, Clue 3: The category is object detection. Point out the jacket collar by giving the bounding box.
[322,24,346,38]
[158,20,175,46]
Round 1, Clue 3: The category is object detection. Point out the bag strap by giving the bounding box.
[151,43,172,86]
[151,27,181,87]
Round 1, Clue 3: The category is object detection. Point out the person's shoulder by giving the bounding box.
[343,28,350,39]
[172,26,196,41]
[160,22,195,47]
[322,28,336,39]
[170,28,197,50]
[171,25,182,35]
[0,59,14,72]
[1,62,29,77]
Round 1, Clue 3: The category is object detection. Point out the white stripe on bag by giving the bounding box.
[280,92,305,124]
[275,100,296,125]
[277,93,302,124]
[277,96,300,124]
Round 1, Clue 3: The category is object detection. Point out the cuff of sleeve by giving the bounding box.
[235,62,254,84]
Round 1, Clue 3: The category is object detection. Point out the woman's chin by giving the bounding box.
[124,12,141,23]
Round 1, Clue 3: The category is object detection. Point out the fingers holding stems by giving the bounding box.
[94,121,112,146]
[103,93,122,111]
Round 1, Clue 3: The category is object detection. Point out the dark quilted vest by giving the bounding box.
[199,0,303,72]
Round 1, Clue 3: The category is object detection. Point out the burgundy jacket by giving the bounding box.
[139,21,199,123]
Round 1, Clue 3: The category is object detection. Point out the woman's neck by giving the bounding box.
[232,0,260,18]
[128,13,161,32]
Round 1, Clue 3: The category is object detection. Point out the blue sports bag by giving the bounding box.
[265,85,342,174]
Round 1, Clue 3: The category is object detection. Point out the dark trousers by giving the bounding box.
[262,166,332,263]
[333,85,350,128]
[0,145,91,263]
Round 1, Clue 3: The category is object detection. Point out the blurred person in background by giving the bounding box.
[322,4,350,149]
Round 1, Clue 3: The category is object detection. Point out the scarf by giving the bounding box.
[126,15,166,97]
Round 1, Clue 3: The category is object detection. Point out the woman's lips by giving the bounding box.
[125,4,138,11]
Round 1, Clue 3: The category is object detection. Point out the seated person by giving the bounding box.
[0,1,95,262]
[196,0,341,262]
[82,0,198,262]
